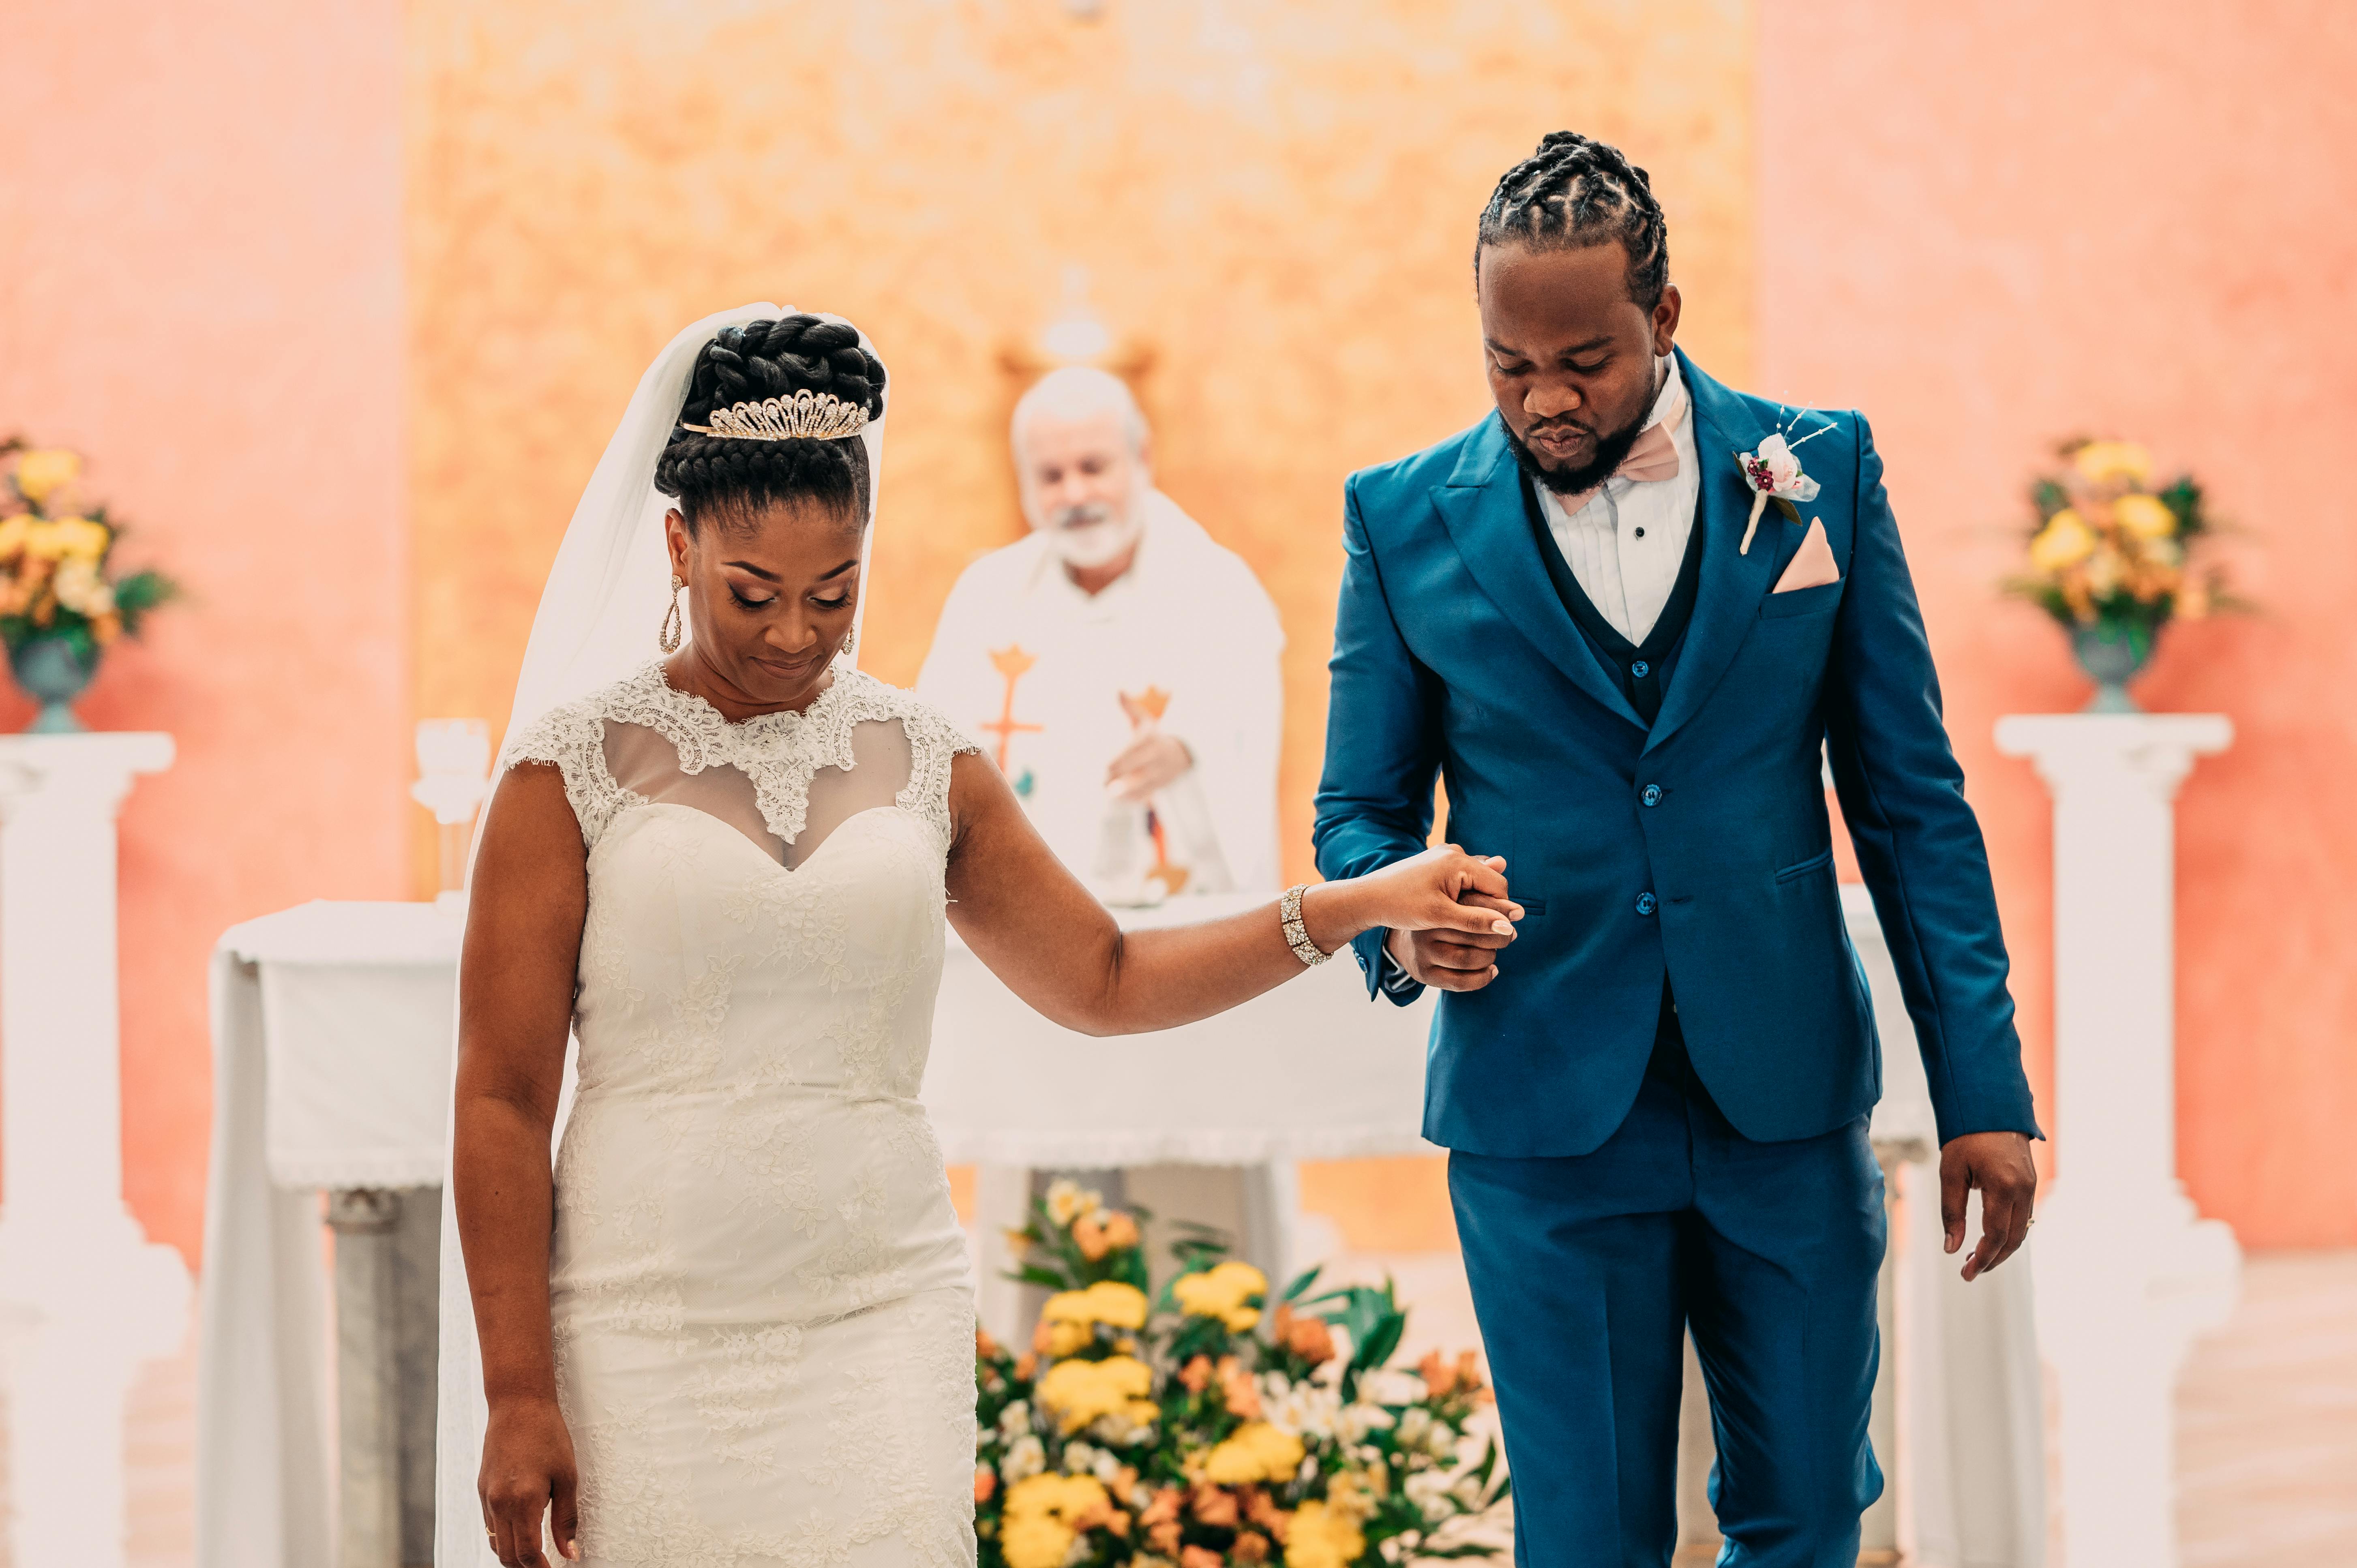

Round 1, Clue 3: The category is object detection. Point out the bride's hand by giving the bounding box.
[1311,845,1519,992]
[480,1394,580,1565]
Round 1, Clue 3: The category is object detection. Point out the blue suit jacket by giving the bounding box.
[1313,351,2040,1157]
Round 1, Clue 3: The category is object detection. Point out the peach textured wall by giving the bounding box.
[0,1,411,1265]
[403,0,1757,894]
[1759,2,2357,1244]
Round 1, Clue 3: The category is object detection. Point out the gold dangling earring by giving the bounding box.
[659,574,684,653]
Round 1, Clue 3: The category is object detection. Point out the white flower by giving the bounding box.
[1396,1407,1433,1450]
[1044,1178,1101,1227]
[1268,1379,1342,1442]
[1003,1433,1046,1482]
[998,1400,1033,1439]
[1453,1471,1490,1509]
[1736,427,1826,555]
[1337,1402,1395,1445]
[1296,1454,1319,1486]
[53,557,114,617]
[1404,1470,1453,1510]
[1741,432,1820,502]
[1063,1439,1102,1475]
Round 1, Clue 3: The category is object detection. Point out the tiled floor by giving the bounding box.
[3,1249,2351,1564]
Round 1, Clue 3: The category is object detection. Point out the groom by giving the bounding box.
[1313,133,2040,1565]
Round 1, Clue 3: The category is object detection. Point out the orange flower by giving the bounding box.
[1217,1355,1263,1420]
[1181,1548,1223,1568]
[1243,1487,1293,1542]
[1273,1305,1337,1365]
[1138,1488,1183,1528]
[975,1467,997,1504]
[1014,1352,1037,1381]
[976,1327,1002,1360]
[1191,1484,1241,1527]
[1148,1520,1183,1556]
[1100,1211,1141,1251]
[1232,1530,1271,1564]
[1178,1354,1213,1394]
[1073,1212,1110,1260]
[1417,1349,1457,1397]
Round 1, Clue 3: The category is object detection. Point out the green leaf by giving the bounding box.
[1280,1264,1323,1303]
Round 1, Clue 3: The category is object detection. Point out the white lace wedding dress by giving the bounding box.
[504,660,981,1566]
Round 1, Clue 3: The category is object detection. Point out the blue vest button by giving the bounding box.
[1636,892,1658,916]
[1641,784,1663,807]
[1631,660,1650,678]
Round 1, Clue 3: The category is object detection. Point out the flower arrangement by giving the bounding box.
[0,439,176,730]
[2006,439,2233,709]
[975,1180,1508,1568]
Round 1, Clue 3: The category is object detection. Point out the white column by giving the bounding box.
[1995,713,2239,1568]
[0,733,188,1568]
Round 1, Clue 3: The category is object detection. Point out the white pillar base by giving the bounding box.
[1997,712,2237,1568]
[0,733,186,1568]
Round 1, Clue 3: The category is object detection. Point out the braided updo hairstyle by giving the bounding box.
[654,314,887,531]
[1476,132,1669,311]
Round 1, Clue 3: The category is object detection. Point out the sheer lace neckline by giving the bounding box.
[504,660,979,861]
[632,658,861,742]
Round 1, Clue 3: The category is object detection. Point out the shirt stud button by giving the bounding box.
[1634,526,1646,538]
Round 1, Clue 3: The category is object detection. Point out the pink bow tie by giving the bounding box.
[1559,381,1684,513]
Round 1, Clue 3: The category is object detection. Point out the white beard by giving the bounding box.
[1041,502,1143,571]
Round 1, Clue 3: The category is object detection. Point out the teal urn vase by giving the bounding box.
[2070,617,2157,713]
[9,635,99,733]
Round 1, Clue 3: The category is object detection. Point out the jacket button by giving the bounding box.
[1631,660,1650,678]
[1641,784,1663,807]
[1636,892,1658,916]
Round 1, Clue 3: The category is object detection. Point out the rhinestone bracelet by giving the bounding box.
[1280,884,1333,967]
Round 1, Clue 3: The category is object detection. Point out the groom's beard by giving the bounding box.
[1504,407,1648,498]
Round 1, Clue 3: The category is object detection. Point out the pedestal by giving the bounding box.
[1997,712,2239,1568]
[0,733,187,1568]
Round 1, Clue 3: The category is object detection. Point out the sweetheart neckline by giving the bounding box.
[604,799,929,878]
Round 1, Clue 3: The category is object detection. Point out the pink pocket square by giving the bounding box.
[1772,518,1840,593]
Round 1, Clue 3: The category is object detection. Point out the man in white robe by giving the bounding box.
[919,371,1283,902]
[918,367,1293,1302]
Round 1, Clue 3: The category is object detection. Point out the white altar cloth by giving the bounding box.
[923,892,1438,1166]
[198,900,462,1568]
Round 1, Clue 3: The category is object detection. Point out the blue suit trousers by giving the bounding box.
[1448,1010,1888,1568]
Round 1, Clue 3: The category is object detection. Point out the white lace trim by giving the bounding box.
[502,662,978,855]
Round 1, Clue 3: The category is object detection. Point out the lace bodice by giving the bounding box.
[505,661,976,866]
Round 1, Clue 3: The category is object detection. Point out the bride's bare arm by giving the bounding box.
[944,749,1517,1034]
[456,762,585,1566]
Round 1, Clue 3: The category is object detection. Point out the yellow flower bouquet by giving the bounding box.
[1,438,177,730]
[976,1180,1508,1568]
[2006,438,2235,711]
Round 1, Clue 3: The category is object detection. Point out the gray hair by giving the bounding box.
[1009,366,1149,459]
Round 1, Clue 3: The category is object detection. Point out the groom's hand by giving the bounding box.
[1385,888,1517,992]
[1939,1130,2038,1282]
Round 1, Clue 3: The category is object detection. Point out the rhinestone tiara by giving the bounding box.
[682,389,870,442]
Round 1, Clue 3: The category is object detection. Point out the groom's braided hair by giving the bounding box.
[1476,132,1669,311]
[656,314,886,532]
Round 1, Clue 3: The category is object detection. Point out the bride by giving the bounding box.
[444,307,1519,1568]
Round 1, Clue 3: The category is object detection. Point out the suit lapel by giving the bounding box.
[1432,418,1644,732]
[1643,352,1783,758]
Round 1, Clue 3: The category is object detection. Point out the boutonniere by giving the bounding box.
[1736,416,1834,554]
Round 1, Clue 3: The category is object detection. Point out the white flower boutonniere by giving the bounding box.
[1736,424,1830,554]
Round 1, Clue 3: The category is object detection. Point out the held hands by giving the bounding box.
[1326,845,1519,993]
[1939,1130,2038,1281]
[480,1395,581,1565]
